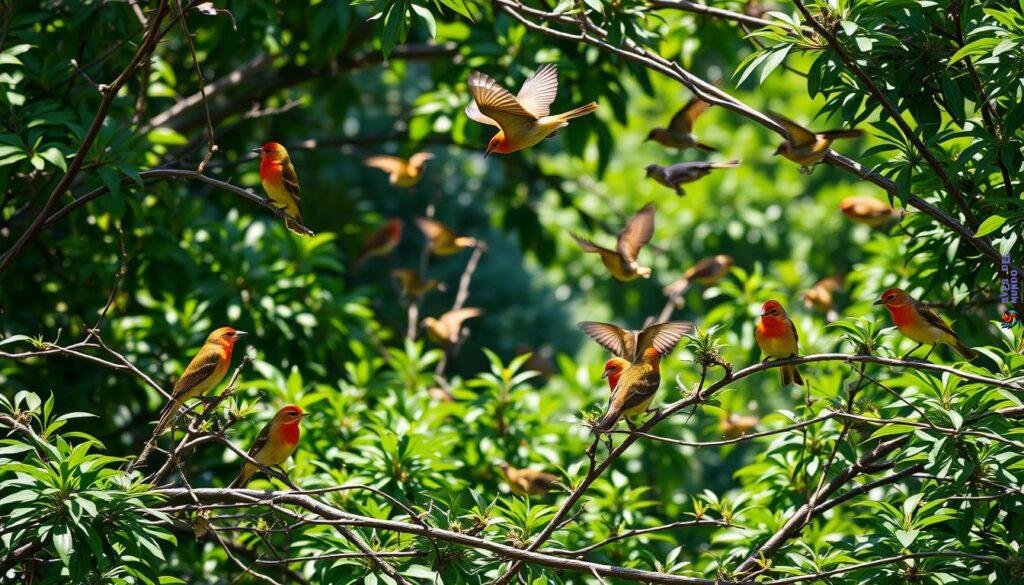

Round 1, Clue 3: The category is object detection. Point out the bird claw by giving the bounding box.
[799,166,812,175]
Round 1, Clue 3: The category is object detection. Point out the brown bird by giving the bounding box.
[423,307,483,346]
[839,196,903,227]
[644,161,740,196]
[571,202,656,282]
[578,320,693,364]
[391,268,441,299]
[355,218,403,267]
[500,463,559,497]
[719,412,760,439]
[594,348,665,432]
[663,254,734,300]
[645,97,715,151]
[415,217,480,256]
[364,152,435,188]
[769,111,863,173]
[802,274,845,316]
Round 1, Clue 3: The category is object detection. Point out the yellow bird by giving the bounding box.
[391,268,441,299]
[645,97,715,151]
[466,64,599,155]
[571,203,656,282]
[415,217,480,256]
[423,307,483,346]
[364,152,435,188]
[769,111,863,173]
[499,463,559,497]
[839,196,903,227]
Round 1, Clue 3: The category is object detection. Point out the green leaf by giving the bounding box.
[974,215,1005,237]
[434,0,472,20]
[52,525,73,566]
[410,4,436,38]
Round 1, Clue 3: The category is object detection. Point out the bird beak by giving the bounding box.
[483,147,491,158]
[299,412,310,419]
[234,330,249,337]
[872,298,884,306]
[251,147,262,154]
[601,370,611,379]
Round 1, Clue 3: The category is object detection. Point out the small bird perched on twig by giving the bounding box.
[229,405,307,488]
[571,203,656,282]
[254,142,308,235]
[755,300,803,386]
[364,152,435,188]
[415,217,481,256]
[645,160,740,196]
[874,288,977,361]
[645,97,716,151]
[500,463,559,497]
[768,111,863,173]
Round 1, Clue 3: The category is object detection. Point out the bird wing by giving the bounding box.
[663,162,708,183]
[616,203,655,263]
[636,321,693,358]
[578,321,632,359]
[441,307,482,332]
[685,256,719,280]
[173,349,222,397]
[468,71,539,135]
[668,98,711,133]
[245,421,274,460]
[609,365,658,412]
[767,111,817,147]
[408,152,435,167]
[280,160,302,207]
[914,301,958,338]
[570,232,614,255]
[516,63,559,118]
[415,217,454,243]
[364,155,406,173]
[465,102,500,128]
[788,318,800,346]
[359,224,397,255]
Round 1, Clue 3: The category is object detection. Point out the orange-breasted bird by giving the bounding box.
[645,97,715,151]
[645,161,740,196]
[602,357,629,390]
[355,218,403,267]
[755,300,804,386]
[500,463,559,497]
[229,405,307,488]
[254,142,307,235]
[391,268,441,299]
[839,196,903,227]
[415,217,480,256]
[571,202,656,282]
[874,288,978,361]
[594,348,664,432]
[364,152,435,188]
[423,307,483,346]
[466,64,599,155]
[663,254,734,300]
[803,274,845,316]
[768,111,863,173]
[154,327,247,436]
[579,320,693,363]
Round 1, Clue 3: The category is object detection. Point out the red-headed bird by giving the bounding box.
[755,300,803,386]
[594,348,664,432]
[154,327,247,435]
[254,142,307,235]
[355,218,403,267]
[229,405,307,488]
[874,288,978,361]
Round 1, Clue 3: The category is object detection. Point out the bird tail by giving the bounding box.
[711,159,741,169]
[559,102,599,121]
[952,341,978,362]
[818,129,863,140]
[152,400,182,437]
[285,215,309,236]
[229,464,255,489]
[593,408,622,433]
[694,141,717,152]
[781,364,803,386]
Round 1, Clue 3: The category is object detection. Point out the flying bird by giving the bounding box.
[229,405,307,488]
[254,142,307,235]
[364,152,435,188]
[644,160,740,196]
[754,300,803,386]
[415,217,480,256]
[663,254,734,300]
[768,111,863,173]
[645,97,715,151]
[154,327,247,436]
[500,463,559,497]
[578,320,693,363]
[571,202,656,282]
[719,412,760,439]
[391,268,441,299]
[355,218,403,267]
[874,288,977,361]
[802,274,845,317]
[839,196,903,227]
[423,307,483,346]
[466,64,599,155]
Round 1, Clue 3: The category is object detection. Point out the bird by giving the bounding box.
[802,274,845,317]
[229,405,307,488]
[874,288,978,361]
[768,111,863,173]
[355,218,403,267]
[499,463,559,497]
[754,300,804,386]
[571,202,656,282]
[594,348,664,432]
[415,217,480,256]
[253,142,307,235]
[579,320,693,364]
[153,327,247,436]
[423,307,483,346]
[663,254,734,300]
[645,97,715,151]
[839,196,903,227]
[391,268,441,299]
[644,160,740,196]
[364,152,435,188]
[602,356,629,389]
[465,64,599,155]
[719,412,760,439]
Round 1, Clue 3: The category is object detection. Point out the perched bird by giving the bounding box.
[423,307,483,346]
[645,97,715,151]
[839,196,902,227]
[391,268,441,299]
[254,142,307,235]
[355,218,403,267]
[803,274,845,316]
[154,327,247,435]
[229,405,307,488]
[768,111,863,173]
[754,300,803,386]
[571,202,656,282]
[644,161,740,196]
[364,152,435,188]
[500,463,559,497]
[719,412,760,440]
[874,288,978,361]
[466,64,599,155]
[579,320,693,363]
[415,217,480,256]
[594,348,664,432]
[663,254,734,299]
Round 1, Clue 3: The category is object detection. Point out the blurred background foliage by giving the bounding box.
[0,0,1022,583]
